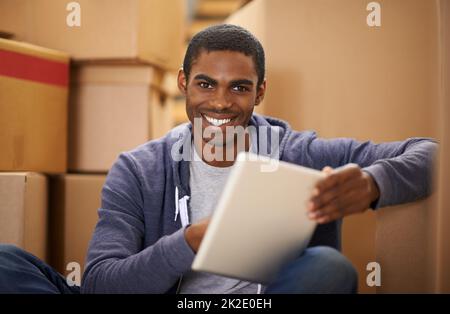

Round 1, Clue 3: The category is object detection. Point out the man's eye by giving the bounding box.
[232,86,249,92]
[199,82,213,89]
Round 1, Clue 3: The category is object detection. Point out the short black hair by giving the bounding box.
[183,24,265,87]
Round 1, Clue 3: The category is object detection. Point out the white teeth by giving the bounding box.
[204,115,232,126]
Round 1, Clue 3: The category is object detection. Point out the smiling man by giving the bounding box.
[183,45,265,168]
[0,24,437,294]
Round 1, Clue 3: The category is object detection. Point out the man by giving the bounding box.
[0,24,436,294]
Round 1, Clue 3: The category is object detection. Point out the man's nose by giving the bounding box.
[212,90,232,111]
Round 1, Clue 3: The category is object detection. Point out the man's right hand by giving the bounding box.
[184,217,210,253]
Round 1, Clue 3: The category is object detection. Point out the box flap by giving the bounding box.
[71,64,164,87]
[0,38,69,63]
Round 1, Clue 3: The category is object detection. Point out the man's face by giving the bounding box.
[178,50,265,146]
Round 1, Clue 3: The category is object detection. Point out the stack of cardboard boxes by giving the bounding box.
[0,38,69,263]
[0,0,185,278]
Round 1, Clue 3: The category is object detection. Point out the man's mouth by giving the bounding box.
[202,114,235,127]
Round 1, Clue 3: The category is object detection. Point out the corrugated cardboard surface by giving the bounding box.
[0,38,68,173]
[376,198,438,293]
[0,0,185,71]
[0,172,48,261]
[435,0,450,293]
[49,174,105,275]
[68,64,173,172]
[228,0,442,293]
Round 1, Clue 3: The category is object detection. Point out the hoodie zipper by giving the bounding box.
[176,276,183,294]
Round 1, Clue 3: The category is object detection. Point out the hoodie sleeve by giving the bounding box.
[81,152,195,293]
[285,132,438,209]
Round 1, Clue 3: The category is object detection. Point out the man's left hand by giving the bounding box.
[307,164,380,224]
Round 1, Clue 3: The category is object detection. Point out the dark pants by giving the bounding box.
[0,244,79,294]
[0,244,357,294]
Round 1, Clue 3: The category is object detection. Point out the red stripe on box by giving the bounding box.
[0,49,68,87]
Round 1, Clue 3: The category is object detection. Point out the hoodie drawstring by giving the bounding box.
[175,186,190,227]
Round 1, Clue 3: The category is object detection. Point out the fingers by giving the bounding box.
[309,176,363,210]
[314,196,370,224]
[308,164,370,224]
[308,164,362,211]
[315,164,360,193]
[309,188,368,221]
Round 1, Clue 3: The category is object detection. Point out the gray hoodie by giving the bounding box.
[81,114,437,293]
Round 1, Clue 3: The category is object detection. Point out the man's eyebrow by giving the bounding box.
[193,74,254,87]
[230,79,254,86]
[193,74,217,85]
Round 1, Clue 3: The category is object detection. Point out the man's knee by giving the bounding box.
[266,246,358,294]
[0,244,42,270]
[0,244,63,293]
[0,244,40,275]
[0,244,29,259]
[306,246,358,293]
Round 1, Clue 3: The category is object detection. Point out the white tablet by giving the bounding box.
[191,152,325,284]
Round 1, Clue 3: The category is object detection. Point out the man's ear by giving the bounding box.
[255,79,267,106]
[177,68,187,95]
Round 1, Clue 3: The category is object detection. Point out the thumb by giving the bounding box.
[322,166,334,175]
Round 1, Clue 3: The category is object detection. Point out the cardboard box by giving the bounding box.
[0,38,69,173]
[0,0,186,71]
[227,0,442,293]
[0,172,48,262]
[68,64,174,172]
[375,0,450,293]
[49,174,105,275]
[436,0,450,292]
